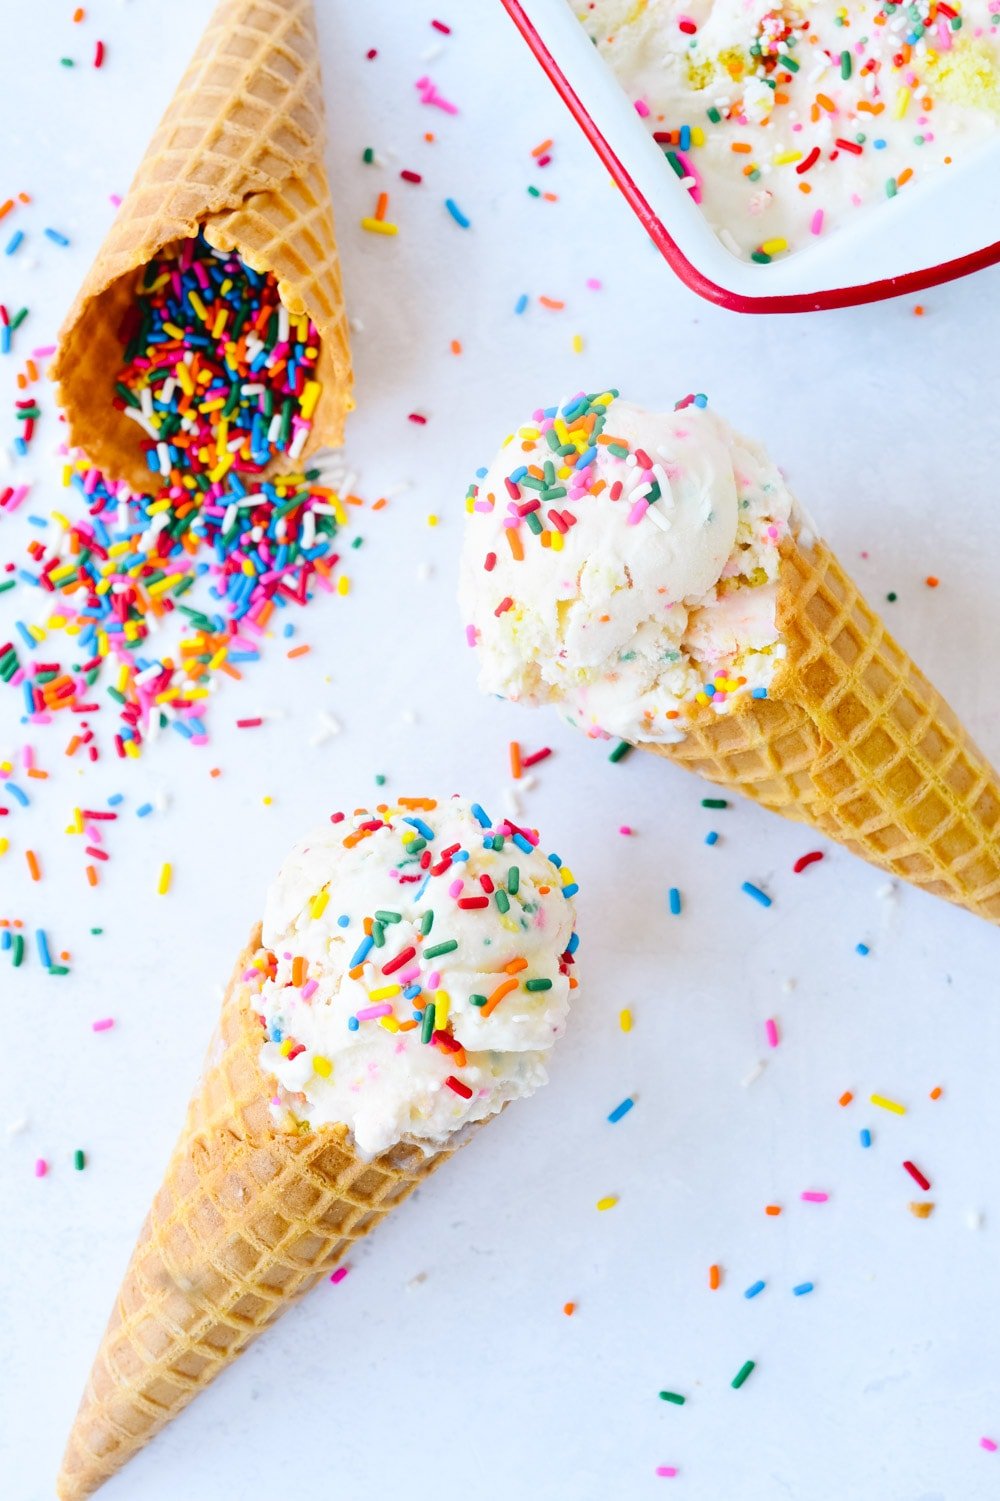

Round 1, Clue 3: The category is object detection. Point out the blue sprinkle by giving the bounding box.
[403,984,422,1001]
[107,793,124,807]
[27,515,48,528]
[744,1280,766,1300]
[566,932,580,955]
[337,915,351,928]
[44,228,70,246]
[404,816,435,840]
[283,622,295,638]
[751,687,768,699]
[548,853,563,869]
[36,930,52,968]
[14,437,27,456]
[562,882,579,898]
[512,832,533,854]
[514,293,529,315]
[349,935,374,968]
[15,621,35,648]
[873,138,887,149]
[474,465,488,479]
[742,881,772,908]
[5,230,24,256]
[705,831,719,846]
[860,1128,872,1148]
[453,849,470,863]
[470,802,491,828]
[693,393,708,408]
[1,930,9,951]
[135,802,154,818]
[5,781,28,807]
[679,125,691,152]
[855,942,870,956]
[792,1282,814,1297]
[347,1016,360,1032]
[607,1097,634,1124]
[575,446,597,471]
[444,198,471,228]
[668,887,682,915]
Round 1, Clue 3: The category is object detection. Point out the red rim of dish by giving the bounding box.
[501,0,1000,313]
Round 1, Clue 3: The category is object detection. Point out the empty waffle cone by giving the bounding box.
[51,0,354,493]
[56,929,456,1501]
[643,532,1000,921]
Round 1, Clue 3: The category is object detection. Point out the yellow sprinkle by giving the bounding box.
[894,86,911,119]
[312,1055,333,1078]
[760,238,788,255]
[0,838,8,856]
[208,454,235,483]
[211,307,228,339]
[433,989,450,1029]
[379,1016,401,1033]
[550,530,564,552]
[427,514,439,527]
[262,796,273,807]
[596,1196,619,1212]
[310,889,329,919]
[299,381,322,422]
[773,151,802,166]
[337,576,350,597]
[162,320,186,340]
[61,464,73,486]
[369,984,402,1002]
[124,740,140,760]
[870,1093,906,1115]
[361,217,399,236]
[571,333,584,354]
[690,126,706,146]
[188,291,208,322]
[619,1008,632,1032]
[280,1038,294,1057]
[157,862,172,895]
[176,363,194,396]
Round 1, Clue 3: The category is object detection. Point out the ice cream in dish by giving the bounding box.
[57,797,580,1500]
[461,390,1000,921]
[571,0,1000,261]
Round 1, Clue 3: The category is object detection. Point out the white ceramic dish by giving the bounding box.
[501,0,1000,312]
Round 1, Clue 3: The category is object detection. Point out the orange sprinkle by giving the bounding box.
[504,526,524,561]
[372,496,387,511]
[73,6,85,19]
[450,339,462,355]
[538,296,565,310]
[709,1264,721,1290]
[925,576,939,588]
[286,644,311,659]
[897,167,913,187]
[504,956,528,975]
[26,850,41,882]
[26,768,48,780]
[210,767,222,778]
[765,1204,782,1217]
[816,92,836,113]
[86,865,98,887]
[0,200,14,221]
[839,1090,854,1107]
[914,304,925,316]
[424,131,435,142]
[858,100,885,114]
[532,138,554,157]
[398,797,437,810]
[291,956,306,987]
[510,741,522,780]
[482,976,519,1017]
[731,141,753,154]
[374,191,389,222]
[562,1301,576,1316]
[930,1086,943,1100]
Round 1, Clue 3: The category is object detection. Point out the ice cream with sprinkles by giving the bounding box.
[256,796,580,1156]
[460,389,795,744]
[571,0,1000,260]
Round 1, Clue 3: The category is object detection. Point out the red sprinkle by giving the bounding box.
[494,596,513,617]
[457,896,489,909]
[796,147,821,174]
[835,138,864,155]
[94,39,105,68]
[445,1075,473,1099]
[400,169,423,183]
[793,850,824,873]
[236,717,263,728]
[408,412,428,425]
[431,18,452,32]
[381,945,416,975]
[903,1160,931,1191]
[522,747,552,768]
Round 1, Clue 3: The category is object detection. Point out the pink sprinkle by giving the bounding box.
[301,980,319,1000]
[810,209,825,237]
[655,1467,678,1478]
[981,1438,998,1452]
[31,345,57,359]
[627,497,649,526]
[356,1003,393,1021]
[619,825,633,836]
[91,1018,115,1032]
[801,1191,829,1203]
[465,623,478,647]
[35,1159,48,1178]
[765,1018,779,1048]
[585,277,602,290]
[329,1265,350,1284]
[448,879,464,898]
[634,99,650,117]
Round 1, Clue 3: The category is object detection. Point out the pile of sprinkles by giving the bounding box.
[113,232,323,482]
[575,0,1000,260]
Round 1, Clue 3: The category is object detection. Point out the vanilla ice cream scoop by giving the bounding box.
[258,796,579,1157]
[459,391,795,744]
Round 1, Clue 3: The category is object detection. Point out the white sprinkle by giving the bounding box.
[966,1210,984,1231]
[741,1060,766,1088]
[6,1117,28,1137]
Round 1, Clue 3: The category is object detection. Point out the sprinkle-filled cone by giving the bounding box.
[643,533,1000,921]
[51,0,353,492]
[56,929,453,1501]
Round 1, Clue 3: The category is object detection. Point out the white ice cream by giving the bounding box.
[572,0,1000,260]
[255,798,579,1157]
[459,391,795,744]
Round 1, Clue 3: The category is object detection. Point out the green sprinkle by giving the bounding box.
[362,147,375,164]
[469,994,487,1008]
[48,965,70,976]
[782,54,799,71]
[527,184,541,198]
[659,1391,686,1405]
[375,773,386,786]
[731,1360,756,1390]
[423,939,458,960]
[841,49,852,78]
[609,741,633,764]
[665,151,686,179]
[494,889,510,914]
[0,580,16,594]
[11,307,29,332]
[525,509,544,535]
[420,910,434,936]
[751,250,771,264]
[115,382,140,408]
[73,1150,86,1171]
[507,866,520,895]
[701,798,728,809]
[374,910,402,925]
[707,106,722,123]
[371,920,385,949]
[420,1002,436,1043]
[60,56,75,67]
[886,178,898,198]
[90,928,103,936]
[886,591,897,602]
[12,934,25,967]
[524,978,552,991]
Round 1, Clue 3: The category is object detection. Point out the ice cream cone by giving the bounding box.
[643,533,1000,922]
[51,0,353,493]
[56,929,455,1501]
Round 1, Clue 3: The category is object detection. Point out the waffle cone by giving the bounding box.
[642,534,1000,921]
[57,928,456,1501]
[51,0,353,493]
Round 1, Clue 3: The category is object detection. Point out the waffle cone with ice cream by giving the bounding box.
[460,391,1000,922]
[57,799,579,1499]
[51,0,353,493]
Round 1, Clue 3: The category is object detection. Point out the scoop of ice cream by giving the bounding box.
[256,797,579,1157]
[459,391,795,744]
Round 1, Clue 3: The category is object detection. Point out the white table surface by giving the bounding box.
[3,3,1000,1499]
